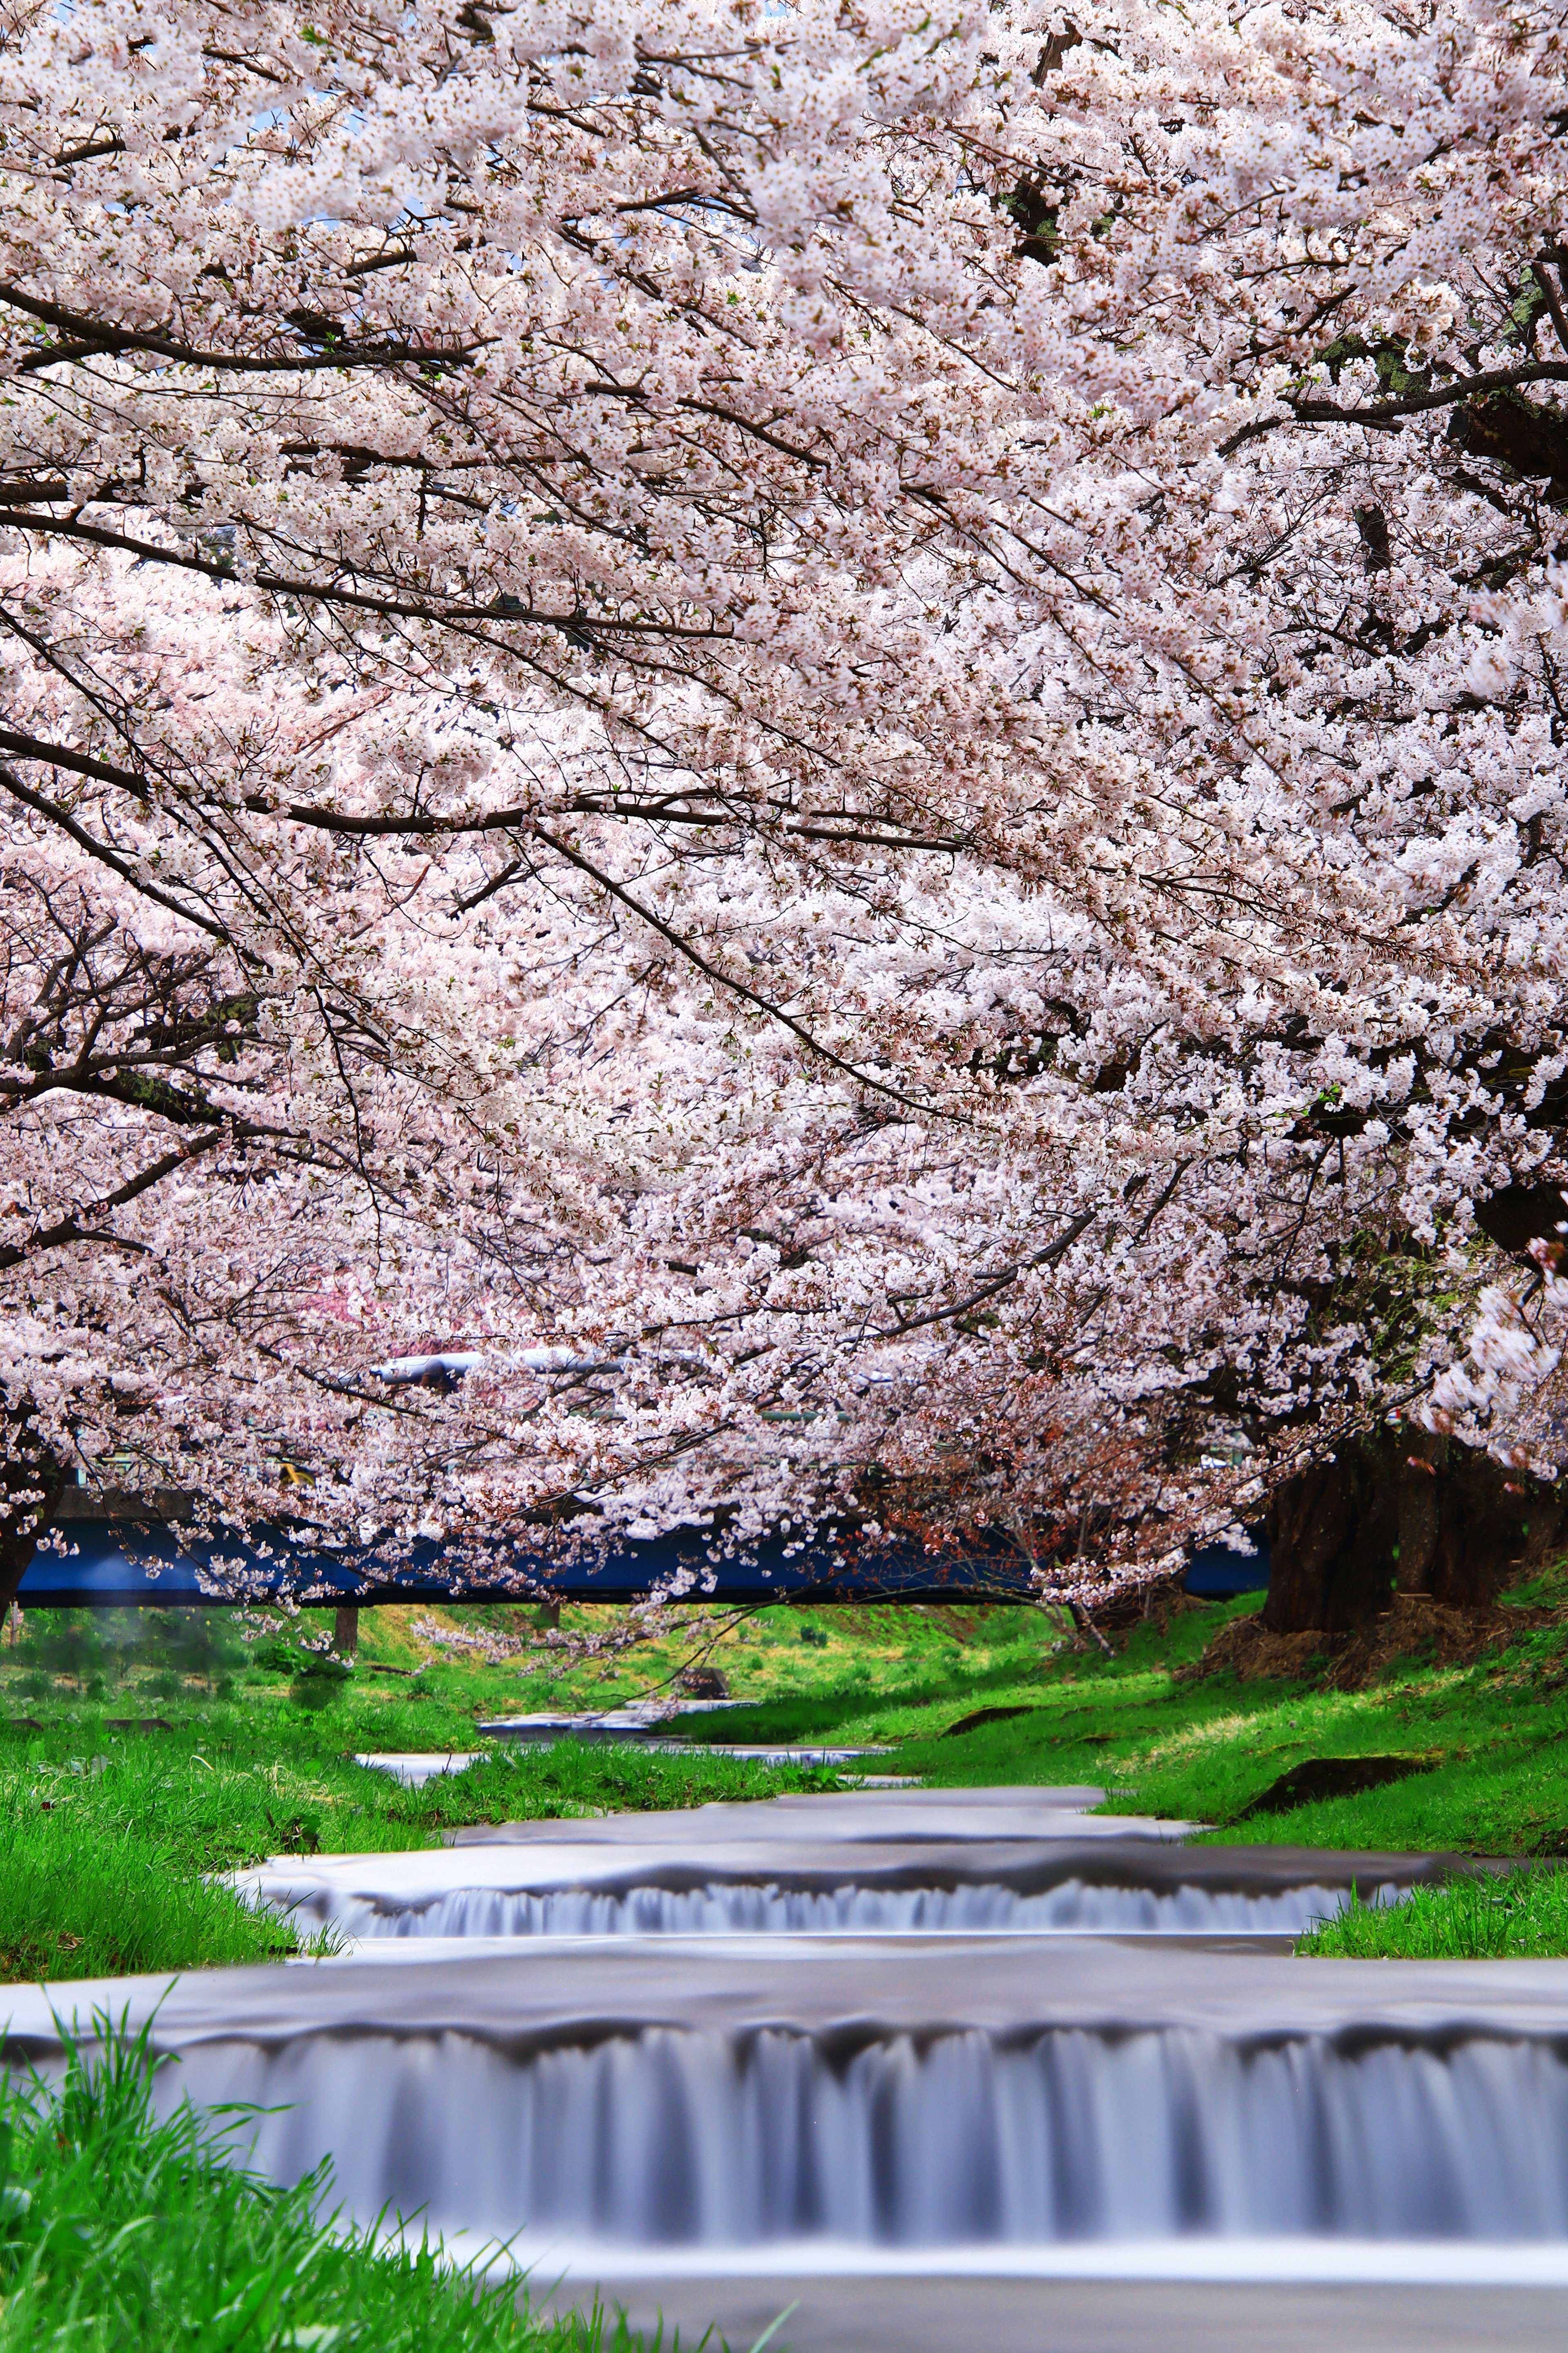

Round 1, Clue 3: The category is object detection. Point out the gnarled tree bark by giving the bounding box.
[0,1418,65,1631]
[1263,1428,1562,1634]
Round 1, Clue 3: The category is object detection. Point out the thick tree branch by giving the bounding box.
[0,283,490,376]
[1220,359,1568,453]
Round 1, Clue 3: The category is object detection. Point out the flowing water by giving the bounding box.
[5,1782,1555,2350]
[137,2016,1568,2249]
[301,1876,1363,1939]
[238,1793,1415,1945]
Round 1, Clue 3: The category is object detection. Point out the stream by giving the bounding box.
[5,1783,1563,2351]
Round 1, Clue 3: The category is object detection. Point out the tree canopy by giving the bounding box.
[2,0,1566,1605]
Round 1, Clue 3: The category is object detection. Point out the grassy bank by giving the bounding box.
[899,1603,1568,1860]
[0,1792,304,1985]
[0,1701,843,1983]
[1303,1865,1568,1958]
[673,1583,1568,1862]
[0,2024,654,2353]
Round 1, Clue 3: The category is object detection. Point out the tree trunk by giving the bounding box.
[333,1604,360,1656]
[1263,1427,1561,1633]
[0,1430,65,1633]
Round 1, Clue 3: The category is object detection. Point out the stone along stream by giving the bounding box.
[6,1784,1567,2351]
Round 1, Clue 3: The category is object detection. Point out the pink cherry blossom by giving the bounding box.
[0,0,1564,1612]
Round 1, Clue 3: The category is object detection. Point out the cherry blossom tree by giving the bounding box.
[1,0,1566,1630]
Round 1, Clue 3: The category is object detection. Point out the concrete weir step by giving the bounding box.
[16,1932,1568,2056]
[234,1784,1460,1944]
[530,2273,1568,2353]
[11,1938,1568,2260]
[237,1835,1453,1943]
[445,1783,1181,1845]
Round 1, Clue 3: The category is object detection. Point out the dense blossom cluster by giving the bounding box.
[0,0,1566,1599]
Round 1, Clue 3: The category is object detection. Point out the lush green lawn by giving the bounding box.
[0,2022,658,2353]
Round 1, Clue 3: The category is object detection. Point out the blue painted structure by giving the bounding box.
[18,1492,1267,1610]
[1185,1536,1269,1597]
[17,1513,1039,1610]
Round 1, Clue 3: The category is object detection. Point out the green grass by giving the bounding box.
[0,2019,666,2353]
[1303,1865,1568,1958]
[682,1587,1568,1860]
[0,1785,305,1985]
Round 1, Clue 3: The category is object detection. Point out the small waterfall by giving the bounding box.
[146,2023,1568,2247]
[275,1879,1375,1940]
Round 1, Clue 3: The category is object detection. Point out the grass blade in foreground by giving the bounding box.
[0,2015,674,2353]
[1301,1867,1568,1959]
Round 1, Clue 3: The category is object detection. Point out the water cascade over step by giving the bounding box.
[18,1772,1567,2353]
[20,2003,1568,2250]
[295,1877,1363,1939]
[239,1809,1443,1944]
[11,1937,1568,2260]
[23,1782,1551,2326]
